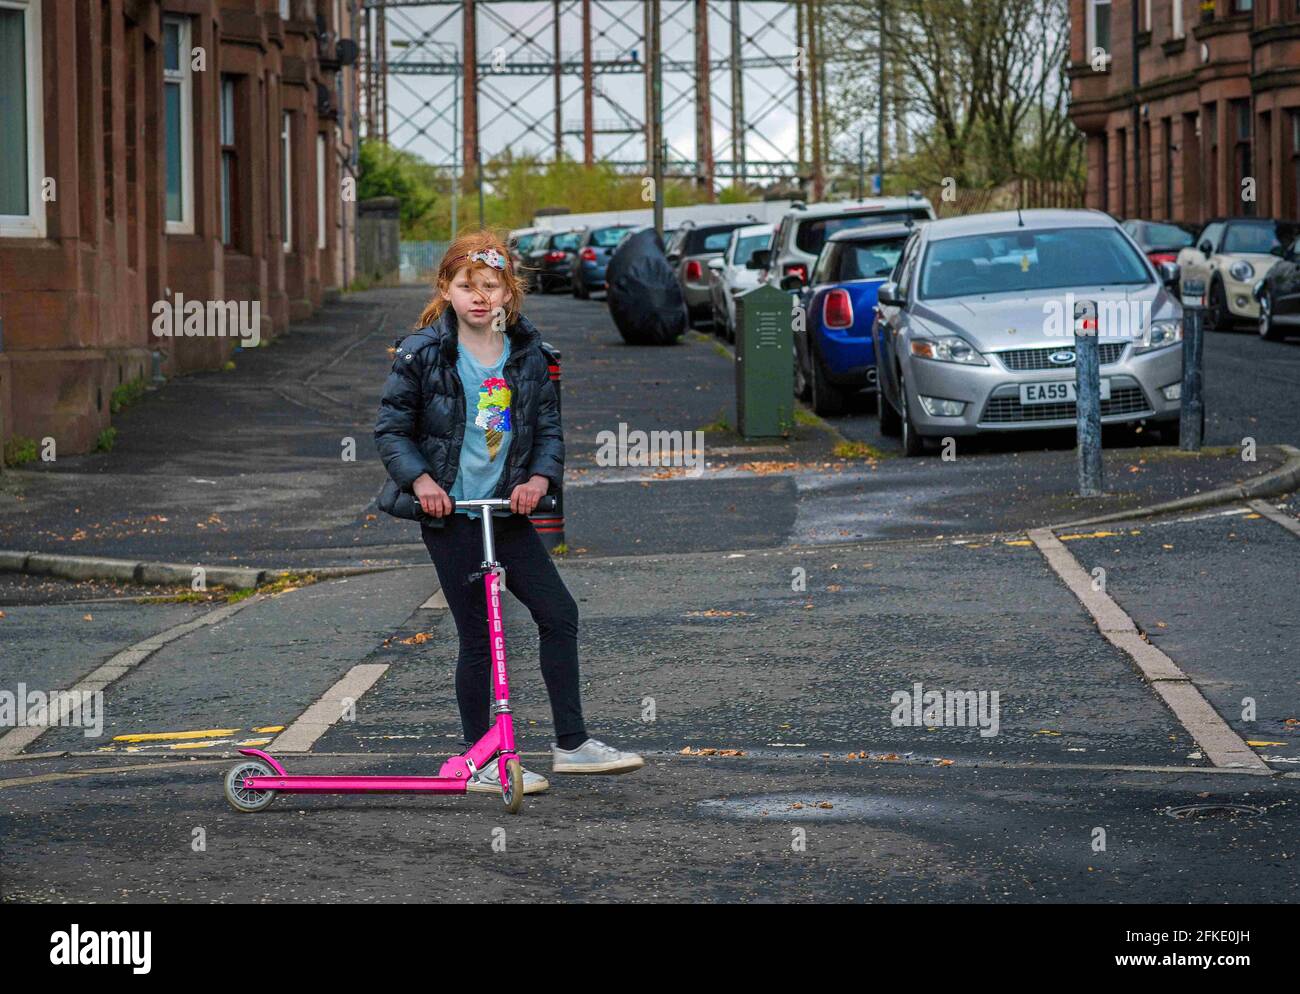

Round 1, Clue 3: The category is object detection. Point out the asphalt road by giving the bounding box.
[1,288,1298,903]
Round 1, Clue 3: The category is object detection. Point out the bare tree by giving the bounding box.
[822,0,1082,191]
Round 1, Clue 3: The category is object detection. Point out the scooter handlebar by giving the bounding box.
[424,494,557,517]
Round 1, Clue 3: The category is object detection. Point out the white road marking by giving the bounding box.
[421,588,448,609]
[1027,527,1269,772]
[270,663,390,753]
[1247,499,1300,540]
[0,595,267,758]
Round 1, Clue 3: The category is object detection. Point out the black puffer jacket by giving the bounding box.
[374,308,563,525]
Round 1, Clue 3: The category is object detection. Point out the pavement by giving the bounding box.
[1,287,1299,903]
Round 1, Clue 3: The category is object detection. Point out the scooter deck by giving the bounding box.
[242,775,470,794]
[236,747,494,795]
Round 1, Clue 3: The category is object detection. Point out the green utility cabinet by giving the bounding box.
[734,283,795,438]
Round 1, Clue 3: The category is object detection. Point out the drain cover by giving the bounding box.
[1164,803,1265,820]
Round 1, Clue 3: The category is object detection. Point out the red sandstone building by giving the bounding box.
[0,0,359,455]
[1068,0,1300,226]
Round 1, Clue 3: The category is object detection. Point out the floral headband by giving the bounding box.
[447,248,507,271]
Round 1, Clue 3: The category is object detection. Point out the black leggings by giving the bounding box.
[420,512,587,748]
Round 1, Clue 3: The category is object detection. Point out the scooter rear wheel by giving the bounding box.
[225,759,278,813]
[501,759,524,814]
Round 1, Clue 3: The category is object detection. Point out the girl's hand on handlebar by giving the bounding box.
[412,473,452,517]
[510,476,549,515]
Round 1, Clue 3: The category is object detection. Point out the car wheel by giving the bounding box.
[1205,278,1229,332]
[810,349,848,416]
[899,373,929,457]
[793,342,811,402]
[878,375,902,436]
[1258,289,1284,341]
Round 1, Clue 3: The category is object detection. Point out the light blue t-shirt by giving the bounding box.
[450,336,512,516]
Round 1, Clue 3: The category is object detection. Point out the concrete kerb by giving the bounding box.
[1051,443,1300,529]
[0,549,404,590]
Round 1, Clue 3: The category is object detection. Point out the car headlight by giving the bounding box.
[1229,261,1254,282]
[909,335,989,365]
[1133,318,1183,354]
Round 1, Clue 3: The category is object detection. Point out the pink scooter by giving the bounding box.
[223,495,556,816]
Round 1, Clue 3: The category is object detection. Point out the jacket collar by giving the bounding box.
[423,307,539,366]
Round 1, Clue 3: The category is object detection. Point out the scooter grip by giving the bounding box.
[534,495,558,513]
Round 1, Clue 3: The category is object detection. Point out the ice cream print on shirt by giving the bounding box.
[475,376,512,461]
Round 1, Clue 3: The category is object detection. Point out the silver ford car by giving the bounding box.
[872,209,1187,456]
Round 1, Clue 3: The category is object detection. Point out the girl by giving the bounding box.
[375,230,643,794]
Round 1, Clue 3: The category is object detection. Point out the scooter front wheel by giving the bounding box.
[501,758,524,814]
[225,759,278,814]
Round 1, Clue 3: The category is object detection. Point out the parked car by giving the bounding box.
[788,222,916,415]
[1176,217,1290,331]
[705,223,774,341]
[523,229,583,293]
[508,227,547,279]
[754,196,936,291]
[873,209,1186,456]
[1120,219,1196,265]
[570,224,635,299]
[1252,225,1300,341]
[665,220,752,326]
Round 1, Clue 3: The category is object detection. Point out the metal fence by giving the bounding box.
[399,241,452,286]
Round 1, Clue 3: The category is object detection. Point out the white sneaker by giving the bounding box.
[467,761,550,794]
[551,737,644,775]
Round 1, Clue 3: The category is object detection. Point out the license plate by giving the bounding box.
[1020,379,1112,405]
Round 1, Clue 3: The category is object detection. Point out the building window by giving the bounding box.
[0,0,45,238]
[1232,99,1252,216]
[1172,0,1184,38]
[1099,132,1109,213]
[1164,118,1175,219]
[219,75,238,248]
[1087,0,1112,60]
[1118,128,1128,217]
[1205,102,1218,217]
[1289,111,1300,219]
[1143,0,1152,31]
[1231,0,1252,11]
[316,133,327,251]
[163,15,194,234]
[279,0,290,20]
[281,110,292,252]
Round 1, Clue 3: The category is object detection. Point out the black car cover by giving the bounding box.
[604,227,688,345]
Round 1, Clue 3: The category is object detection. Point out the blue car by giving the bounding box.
[787,222,916,415]
[571,225,636,299]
